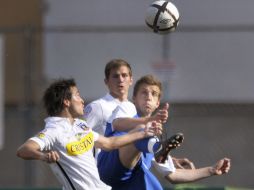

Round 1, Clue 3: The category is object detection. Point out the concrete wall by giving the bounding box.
[43,0,254,103]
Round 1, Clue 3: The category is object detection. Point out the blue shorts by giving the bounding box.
[97,146,163,190]
[98,149,135,184]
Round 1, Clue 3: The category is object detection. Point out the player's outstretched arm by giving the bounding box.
[95,122,162,151]
[112,117,150,132]
[166,158,231,184]
[17,140,60,163]
[113,103,169,132]
[210,157,231,175]
[172,157,195,169]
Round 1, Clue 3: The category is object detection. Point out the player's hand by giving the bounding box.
[172,157,195,169]
[41,151,60,163]
[151,103,169,124]
[210,158,231,175]
[144,121,162,137]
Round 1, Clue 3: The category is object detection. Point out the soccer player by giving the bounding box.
[84,58,193,167]
[16,78,162,190]
[103,74,231,188]
[84,59,134,140]
[97,102,171,190]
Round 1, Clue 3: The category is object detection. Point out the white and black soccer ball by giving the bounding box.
[145,0,180,34]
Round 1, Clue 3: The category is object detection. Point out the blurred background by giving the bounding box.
[0,0,254,189]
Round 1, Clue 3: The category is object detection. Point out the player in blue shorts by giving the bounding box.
[98,75,231,189]
[97,75,184,190]
[97,102,170,190]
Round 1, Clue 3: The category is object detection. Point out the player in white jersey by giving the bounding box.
[84,59,194,169]
[84,59,132,139]
[84,93,122,137]
[84,59,133,159]
[16,78,162,190]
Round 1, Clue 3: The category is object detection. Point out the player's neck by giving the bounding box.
[109,92,128,102]
[58,110,75,124]
[118,96,128,102]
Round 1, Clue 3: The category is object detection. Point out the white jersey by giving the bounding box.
[107,101,137,133]
[152,155,176,177]
[84,93,123,135]
[84,93,133,158]
[30,117,111,190]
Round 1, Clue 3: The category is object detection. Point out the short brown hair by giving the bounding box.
[43,78,76,116]
[104,59,132,80]
[133,75,162,98]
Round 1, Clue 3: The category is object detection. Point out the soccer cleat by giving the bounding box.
[155,133,184,163]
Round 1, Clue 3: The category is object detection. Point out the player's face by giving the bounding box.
[105,66,133,101]
[133,84,160,117]
[68,86,85,117]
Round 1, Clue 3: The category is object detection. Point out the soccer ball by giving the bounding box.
[145,0,180,34]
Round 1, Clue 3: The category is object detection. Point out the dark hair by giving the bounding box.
[43,78,76,116]
[133,75,162,98]
[104,59,132,80]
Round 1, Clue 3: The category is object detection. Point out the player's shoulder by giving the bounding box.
[85,95,108,109]
[44,117,64,129]
[44,117,74,132]
[84,94,116,115]
[119,101,136,110]
[95,93,117,105]
[84,99,104,118]
[113,101,137,117]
